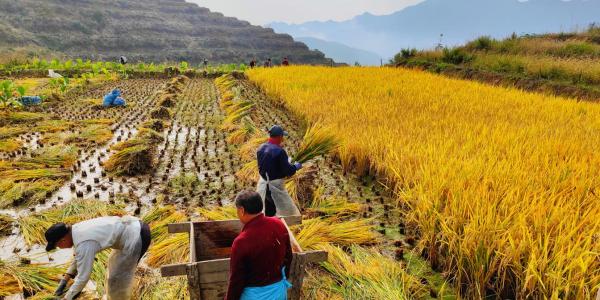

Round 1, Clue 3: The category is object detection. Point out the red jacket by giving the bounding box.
[225,214,293,300]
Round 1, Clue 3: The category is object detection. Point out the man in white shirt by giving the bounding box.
[45,216,151,300]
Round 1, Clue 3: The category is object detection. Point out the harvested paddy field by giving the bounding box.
[2,72,448,299]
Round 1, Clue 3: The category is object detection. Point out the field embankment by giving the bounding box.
[393,28,600,101]
[247,66,600,299]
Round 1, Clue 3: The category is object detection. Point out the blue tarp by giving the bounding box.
[113,97,126,106]
[19,96,42,106]
[102,89,125,107]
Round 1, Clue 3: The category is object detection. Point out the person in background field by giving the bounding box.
[249,59,257,68]
[256,125,302,217]
[203,58,209,69]
[281,57,289,66]
[226,191,293,300]
[119,56,127,65]
[264,58,272,67]
[45,215,151,300]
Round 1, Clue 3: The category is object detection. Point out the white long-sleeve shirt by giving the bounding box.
[64,240,102,300]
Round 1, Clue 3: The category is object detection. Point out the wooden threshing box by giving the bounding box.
[160,216,327,300]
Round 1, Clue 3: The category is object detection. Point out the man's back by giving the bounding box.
[226,214,292,300]
[257,142,297,181]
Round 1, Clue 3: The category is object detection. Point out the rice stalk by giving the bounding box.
[0,179,63,208]
[34,120,75,133]
[133,269,188,300]
[0,213,14,235]
[148,209,187,243]
[146,234,189,268]
[168,173,201,198]
[293,217,379,250]
[318,244,428,299]
[141,119,167,132]
[235,160,259,183]
[247,66,600,297]
[239,134,267,162]
[6,112,45,124]
[21,145,78,168]
[292,123,339,163]
[0,259,64,297]
[142,205,179,224]
[104,145,154,176]
[82,118,114,125]
[196,206,238,221]
[65,124,113,147]
[106,129,163,176]
[0,161,45,171]
[306,194,364,218]
[226,117,258,145]
[150,107,171,120]
[0,168,69,182]
[0,138,22,152]
[91,250,109,295]
[285,164,318,208]
[0,126,26,139]
[221,103,254,129]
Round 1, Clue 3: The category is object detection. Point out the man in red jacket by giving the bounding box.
[225,190,293,300]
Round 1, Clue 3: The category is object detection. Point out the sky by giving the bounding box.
[187,0,424,25]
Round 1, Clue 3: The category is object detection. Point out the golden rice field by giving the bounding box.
[247,66,600,299]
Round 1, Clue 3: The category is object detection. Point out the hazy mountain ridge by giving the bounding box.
[296,37,381,66]
[270,0,600,59]
[0,0,330,64]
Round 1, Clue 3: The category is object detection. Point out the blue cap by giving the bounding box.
[268,125,288,137]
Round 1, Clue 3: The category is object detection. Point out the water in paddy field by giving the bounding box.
[1,76,450,299]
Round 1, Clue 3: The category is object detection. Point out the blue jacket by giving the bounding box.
[257,142,298,181]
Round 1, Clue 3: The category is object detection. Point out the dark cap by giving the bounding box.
[45,223,69,252]
[268,125,288,137]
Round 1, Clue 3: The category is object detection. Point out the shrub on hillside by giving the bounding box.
[467,36,495,51]
[391,48,418,65]
[554,43,597,57]
[442,48,473,65]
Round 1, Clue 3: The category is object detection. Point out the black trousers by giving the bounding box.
[139,221,151,261]
[264,185,277,217]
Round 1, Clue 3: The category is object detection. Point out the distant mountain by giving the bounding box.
[296,37,381,66]
[269,0,600,59]
[0,0,330,64]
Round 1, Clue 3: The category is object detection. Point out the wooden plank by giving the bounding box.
[198,270,229,284]
[302,250,328,263]
[288,253,308,300]
[199,281,228,300]
[168,222,190,233]
[195,258,230,273]
[160,263,188,277]
[190,220,197,263]
[187,263,202,300]
[192,216,302,261]
[193,220,239,261]
[183,250,327,299]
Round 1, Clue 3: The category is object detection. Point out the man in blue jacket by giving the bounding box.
[256,125,302,217]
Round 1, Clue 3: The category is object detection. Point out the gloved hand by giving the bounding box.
[54,278,68,296]
[294,162,302,170]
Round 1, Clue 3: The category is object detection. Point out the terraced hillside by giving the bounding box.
[0,0,330,65]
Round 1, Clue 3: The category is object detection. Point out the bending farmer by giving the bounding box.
[226,191,293,300]
[257,125,302,217]
[45,216,151,300]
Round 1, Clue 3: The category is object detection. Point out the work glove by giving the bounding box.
[54,278,68,296]
[294,162,303,170]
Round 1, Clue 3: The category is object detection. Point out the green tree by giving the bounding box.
[0,80,25,110]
